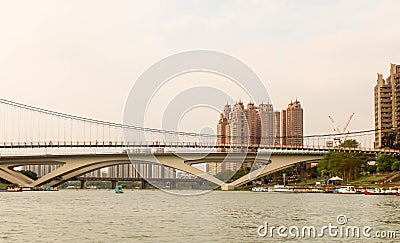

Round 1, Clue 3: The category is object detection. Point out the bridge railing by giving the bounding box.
[0,140,397,155]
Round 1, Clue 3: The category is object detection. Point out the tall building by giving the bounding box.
[390,64,400,130]
[208,103,237,175]
[108,163,176,179]
[229,100,248,148]
[374,63,400,148]
[85,169,103,177]
[282,109,287,145]
[216,113,230,151]
[108,164,138,178]
[259,103,275,146]
[246,102,261,147]
[274,111,281,146]
[223,103,231,121]
[282,100,303,146]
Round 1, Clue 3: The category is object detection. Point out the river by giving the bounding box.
[0,190,399,242]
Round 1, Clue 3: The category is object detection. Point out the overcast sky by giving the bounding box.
[1,0,400,136]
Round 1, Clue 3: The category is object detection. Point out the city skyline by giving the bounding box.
[216,99,303,143]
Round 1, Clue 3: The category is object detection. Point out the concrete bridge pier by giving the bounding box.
[167,181,176,190]
[80,179,87,189]
[221,183,235,191]
[139,180,149,189]
[196,181,203,189]
[111,179,118,189]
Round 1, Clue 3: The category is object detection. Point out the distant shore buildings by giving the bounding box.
[374,63,400,148]
[23,161,176,180]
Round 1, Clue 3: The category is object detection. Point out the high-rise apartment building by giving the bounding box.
[230,100,248,148]
[208,109,232,175]
[274,111,281,146]
[223,103,231,121]
[374,63,400,148]
[85,169,104,177]
[217,113,230,150]
[108,164,138,178]
[246,102,261,147]
[282,100,303,146]
[259,103,275,146]
[108,163,176,179]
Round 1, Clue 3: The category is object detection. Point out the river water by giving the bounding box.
[0,190,399,242]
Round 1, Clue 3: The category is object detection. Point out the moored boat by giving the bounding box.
[334,185,357,194]
[273,185,294,192]
[6,186,22,192]
[324,187,335,193]
[364,187,397,195]
[251,187,268,192]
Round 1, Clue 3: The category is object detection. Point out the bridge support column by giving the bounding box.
[80,179,87,189]
[0,168,28,186]
[228,154,323,189]
[0,167,33,185]
[139,180,148,189]
[169,181,176,190]
[221,183,235,191]
[111,179,117,189]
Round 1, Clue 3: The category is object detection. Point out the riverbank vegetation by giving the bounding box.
[317,152,368,182]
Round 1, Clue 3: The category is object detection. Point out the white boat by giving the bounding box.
[336,186,357,194]
[251,187,268,192]
[273,185,294,192]
[6,186,22,192]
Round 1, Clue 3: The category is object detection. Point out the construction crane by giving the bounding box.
[342,112,355,141]
[328,113,355,144]
[328,115,342,147]
[328,116,341,133]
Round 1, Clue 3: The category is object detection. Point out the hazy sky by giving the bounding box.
[1,0,400,136]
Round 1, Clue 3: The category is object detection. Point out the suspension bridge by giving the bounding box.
[0,98,397,190]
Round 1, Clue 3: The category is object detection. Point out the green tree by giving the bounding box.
[367,164,377,173]
[376,154,399,172]
[317,152,368,182]
[391,161,400,171]
[340,139,359,148]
